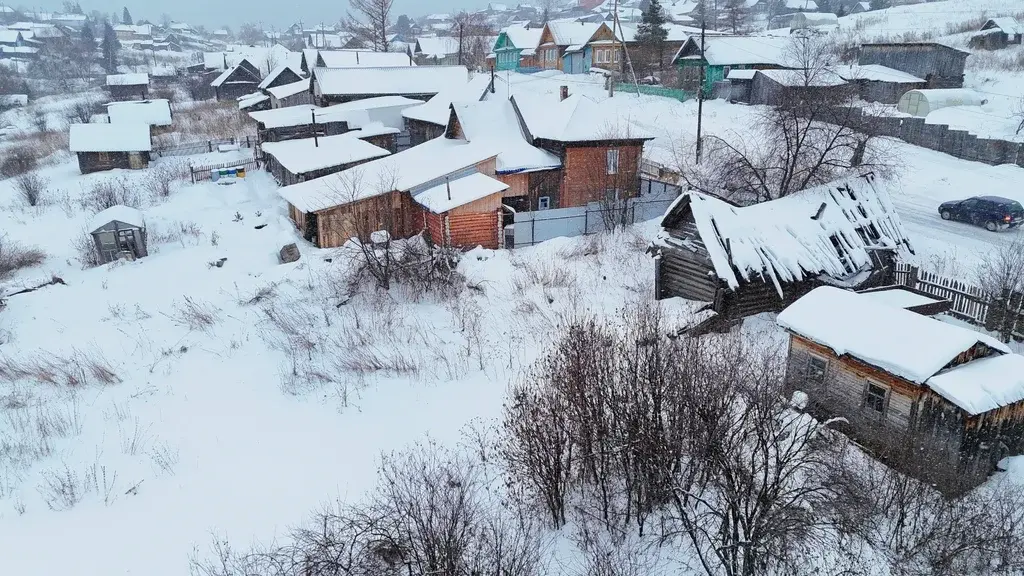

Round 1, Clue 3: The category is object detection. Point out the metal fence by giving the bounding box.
[154,136,257,157]
[615,84,693,102]
[511,185,680,248]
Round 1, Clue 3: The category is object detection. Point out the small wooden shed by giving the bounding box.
[69,123,152,174]
[105,73,150,101]
[89,205,147,263]
[412,172,508,249]
[970,18,1024,50]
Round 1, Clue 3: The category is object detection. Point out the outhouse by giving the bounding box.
[89,205,148,264]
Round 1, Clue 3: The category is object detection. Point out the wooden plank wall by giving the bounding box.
[447,210,500,249]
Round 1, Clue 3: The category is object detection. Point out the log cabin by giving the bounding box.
[311,66,465,106]
[69,123,152,174]
[401,74,493,147]
[262,134,391,186]
[779,286,1024,493]
[251,97,419,144]
[211,59,261,102]
[105,73,149,101]
[650,174,912,320]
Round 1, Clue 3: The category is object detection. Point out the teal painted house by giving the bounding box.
[671,35,790,95]
[493,25,544,72]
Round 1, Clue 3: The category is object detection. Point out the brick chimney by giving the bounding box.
[560,85,568,101]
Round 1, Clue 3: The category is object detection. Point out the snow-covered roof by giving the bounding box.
[89,205,145,232]
[791,11,839,27]
[833,63,924,83]
[779,287,1010,391]
[317,50,414,68]
[755,68,847,87]
[106,99,172,127]
[267,78,311,99]
[238,93,270,110]
[785,0,817,9]
[660,175,912,296]
[416,36,460,58]
[401,73,492,125]
[313,66,467,97]
[258,64,301,90]
[211,61,257,87]
[452,99,561,173]
[674,35,789,66]
[926,354,1024,416]
[106,73,149,86]
[413,172,509,213]
[726,69,757,80]
[546,21,603,46]
[278,137,497,213]
[981,17,1024,35]
[501,24,544,50]
[262,134,391,176]
[616,23,691,43]
[345,122,400,139]
[857,288,940,310]
[512,92,654,142]
[0,30,23,43]
[251,96,421,129]
[69,123,151,153]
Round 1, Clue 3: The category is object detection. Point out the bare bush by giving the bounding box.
[79,176,142,212]
[37,463,84,511]
[143,163,184,198]
[149,442,180,476]
[64,98,104,124]
[14,172,49,206]
[0,348,119,387]
[168,297,221,332]
[119,417,151,456]
[0,235,46,279]
[71,230,101,269]
[156,100,254,145]
[191,442,544,576]
[0,146,39,178]
[974,236,1024,342]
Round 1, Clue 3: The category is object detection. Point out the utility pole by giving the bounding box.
[612,0,640,95]
[695,20,706,164]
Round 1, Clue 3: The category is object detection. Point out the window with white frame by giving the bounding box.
[538,196,551,210]
[613,49,619,63]
[606,149,619,175]
[863,381,888,415]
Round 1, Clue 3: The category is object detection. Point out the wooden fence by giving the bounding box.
[154,136,257,157]
[894,263,1024,341]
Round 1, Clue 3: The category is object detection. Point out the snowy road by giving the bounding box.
[887,142,1024,275]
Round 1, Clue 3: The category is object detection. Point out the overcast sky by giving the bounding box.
[29,0,494,29]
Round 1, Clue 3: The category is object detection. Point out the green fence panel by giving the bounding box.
[614,84,693,102]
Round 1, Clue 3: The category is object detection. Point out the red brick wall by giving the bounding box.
[560,144,642,208]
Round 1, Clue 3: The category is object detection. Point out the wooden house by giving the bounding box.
[749,68,851,106]
[311,66,465,106]
[493,24,544,72]
[268,78,312,109]
[536,21,608,72]
[257,64,303,93]
[105,73,149,101]
[413,36,461,65]
[510,89,653,211]
[89,205,147,264]
[833,64,927,104]
[315,50,414,68]
[858,42,969,89]
[672,35,790,95]
[278,136,504,249]
[400,73,493,147]
[651,174,912,320]
[106,99,173,137]
[251,96,417,144]
[617,23,693,73]
[69,123,152,174]
[211,59,261,102]
[262,134,391,186]
[970,18,1024,50]
[779,286,1024,493]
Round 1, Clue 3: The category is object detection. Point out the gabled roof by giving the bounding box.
[545,21,603,47]
[262,134,391,175]
[313,66,467,97]
[512,92,654,143]
[415,36,460,58]
[258,64,302,90]
[69,123,151,153]
[402,73,493,126]
[278,136,497,213]
[755,68,846,87]
[779,287,1007,383]
[672,35,790,66]
[981,17,1024,36]
[500,24,544,51]
[833,64,924,83]
[89,205,145,233]
[251,97,421,129]
[451,98,561,173]
[0,30,24,44]
[106,99,172,126]
[106,73,149,86]
[211,60,259,87]
[658,174,912,297]
[267,78,311,99]
[413,172,509,213]
[317,50,414,68]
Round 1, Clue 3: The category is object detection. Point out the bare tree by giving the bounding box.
[449,11,490,67]
[974,236,1024,342]
[346,0,393,52]
[721,0,750,33]
[1014,96,1024,135]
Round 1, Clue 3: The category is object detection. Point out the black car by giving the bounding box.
[938,196,1024,232]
